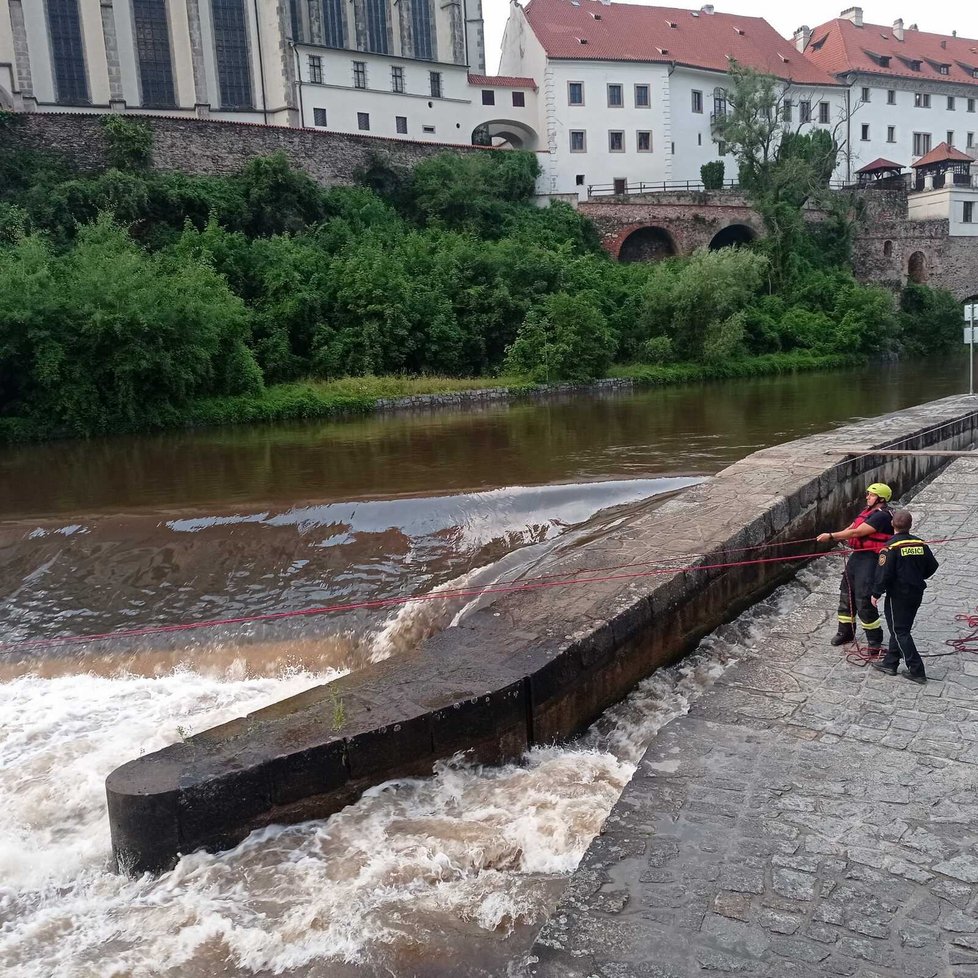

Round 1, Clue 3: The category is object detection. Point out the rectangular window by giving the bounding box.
[395,115,407,134]
[608,130,624,152]
[568,81,584,105]
[312,106,327,127]
[364,0,389,54]
[613,178,627,195]
[970,99,977,113]
[569,129,586,152]
[637,130,652,151]
[799,100,811,123]
[482,89,495,105]
[309,55,323,85]
[211,0,253,109]
[861,123,870,141]
[575,174,585,186]
[322,0,345,48]
[948,96,956,111]
[861,86,870,102]
[948,130,955,146]
[429,71,442,98]
[887,126,896,142]
[691,90,703,113]
[914,93,931,108]
[607,83,623,107]
[353,61,366,89]
[635,84,650,107]
[47,0,90,103]
[887,89,896,105]
[783,99,792,123]
[818,101,830,124]
[422,124,435,133]
[391,66,403,93]
[512,91,525,107]
[357,111,370,131]
[965,201,974,223]
[913,132,932,156]
[133,0,176,108]
[968,132,975,149]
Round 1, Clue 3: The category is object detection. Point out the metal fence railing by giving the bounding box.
[587,179,740,197]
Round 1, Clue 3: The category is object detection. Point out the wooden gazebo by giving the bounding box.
[855,158,905,189]
[911,142,976,190]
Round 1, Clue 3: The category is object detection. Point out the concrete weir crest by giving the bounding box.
[106,397,978,876]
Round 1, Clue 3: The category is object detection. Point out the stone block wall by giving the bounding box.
[3,112,485,186]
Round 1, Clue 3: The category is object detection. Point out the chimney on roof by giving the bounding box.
[840,7,863,27]
[701,4,715,13]
[793,25,812,52]
[908,23,918,30]
[893,18,904,42]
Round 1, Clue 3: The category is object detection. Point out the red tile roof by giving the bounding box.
[803,17,978,87]
[522,0,840,85]
[856,157,904,173]
[910,141,976,168]
[468,73,538,90]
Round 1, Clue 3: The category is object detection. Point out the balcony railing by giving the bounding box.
[588,179,740,197]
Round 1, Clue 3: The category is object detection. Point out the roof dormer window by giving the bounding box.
[879,55,891,67]
[578,37,587,44]
[938,64,950,75]
[666,20,677,28]
[657,47,669,55]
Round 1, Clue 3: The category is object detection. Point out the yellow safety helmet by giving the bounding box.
[866,482,892,502]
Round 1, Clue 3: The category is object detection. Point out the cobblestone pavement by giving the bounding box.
[527,458,978,978]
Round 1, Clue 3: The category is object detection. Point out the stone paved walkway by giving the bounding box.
[527,458,978,978]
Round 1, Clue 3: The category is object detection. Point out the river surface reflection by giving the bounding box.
[0,358,971,977]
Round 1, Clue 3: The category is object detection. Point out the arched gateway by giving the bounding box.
[618,226,678,263]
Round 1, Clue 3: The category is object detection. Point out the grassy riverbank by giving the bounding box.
[0,351,861,444]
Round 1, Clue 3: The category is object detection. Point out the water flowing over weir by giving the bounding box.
[1,364,975,976]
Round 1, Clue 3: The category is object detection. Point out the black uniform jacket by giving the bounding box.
[873,532,939,598]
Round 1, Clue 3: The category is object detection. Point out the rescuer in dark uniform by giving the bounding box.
[871,509,939,684]
[817,483,894,652]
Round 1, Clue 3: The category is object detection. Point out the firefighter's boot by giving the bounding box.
[864,628,885,655]
[829,624,855,646]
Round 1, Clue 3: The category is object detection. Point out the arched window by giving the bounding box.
[133,0,176,107]
[46,0,89,104]
[908,251,927,284]
[211,0,253,109]
[411,0,434,60]
[883,240,893,257]
[364,0,389,54]
[322,0,345,48]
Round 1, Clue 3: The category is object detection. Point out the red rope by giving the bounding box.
[946,612,978,655]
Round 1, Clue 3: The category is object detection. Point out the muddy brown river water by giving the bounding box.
[0,359,971,976]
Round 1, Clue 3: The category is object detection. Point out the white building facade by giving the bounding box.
[499,0,849,199]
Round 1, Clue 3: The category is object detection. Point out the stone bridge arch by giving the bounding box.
[577,195,765,261]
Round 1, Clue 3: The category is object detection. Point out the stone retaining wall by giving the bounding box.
[105,397,978,875]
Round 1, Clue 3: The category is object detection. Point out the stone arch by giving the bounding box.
[618,226,678,263]
[883,240,893,257]
[472,120,539,151]
[908,251,928,284]
[708,224,756,250]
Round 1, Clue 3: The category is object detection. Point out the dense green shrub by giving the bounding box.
[700,161,725,189]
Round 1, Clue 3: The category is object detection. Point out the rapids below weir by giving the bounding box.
[0,360,971,976]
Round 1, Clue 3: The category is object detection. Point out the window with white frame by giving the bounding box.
[395,115,407,134]
[608,130,624,151]
[965,201,974,223]
[308,56,323,84]
[353,61,366,89]
[637,130,652,151]
[482,89,494,105]
[635,84,650,107]
[800,100,811,123]
[887,125,896,142]
[861,123,870,141]
[568,81,584,105]
[607,84,623,107]
[861,86,870,102]
[948,96,956,110]
[887,89,896,105]
[391,66,404,93]
[968,132,975,148]
[512,91,525,107]
[947,130,955,146]
[691,90,703,113]
[357,111,370,131]
[312,107,327,126]
[914,92,931,108]
[570,129,586,152]
[970,98,977,113]
[818,101,830,124]
[913,132,931,156]
[429,71,441,97]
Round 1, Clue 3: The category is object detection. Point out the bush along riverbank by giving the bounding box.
[0,113,965,443]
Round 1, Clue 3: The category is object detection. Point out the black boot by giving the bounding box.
[864,628,885,655]
[830,625,855,646]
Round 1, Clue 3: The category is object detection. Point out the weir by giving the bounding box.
[106,397,978,875]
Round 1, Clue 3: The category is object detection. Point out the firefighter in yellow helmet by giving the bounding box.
[816,483,894,651]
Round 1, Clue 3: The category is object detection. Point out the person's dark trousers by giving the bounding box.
[882,589,926,679]
[837,553,885,644]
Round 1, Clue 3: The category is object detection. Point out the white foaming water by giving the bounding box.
[0,570,804,977]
